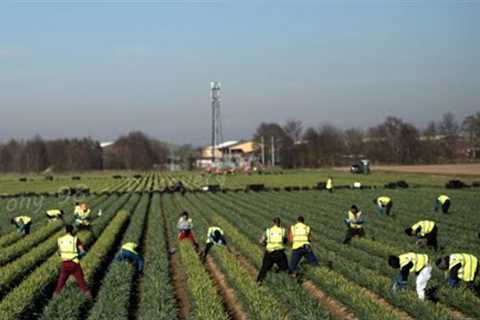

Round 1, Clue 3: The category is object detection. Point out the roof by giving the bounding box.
[100,141,114,148]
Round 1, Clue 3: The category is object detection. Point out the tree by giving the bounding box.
[439,112,460,160]
[253,122,290,167]
[344,128,365,159]
[462,112,480,158]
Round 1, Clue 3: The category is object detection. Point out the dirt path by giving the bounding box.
[348,164,480,176]
[231,251,356,320]
[160,201,190,320]
[205,256,250,320]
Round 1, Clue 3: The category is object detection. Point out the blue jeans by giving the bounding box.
[290,245,318,272]
[115,250,144,272]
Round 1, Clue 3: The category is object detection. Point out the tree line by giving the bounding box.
[0,131,171,173]
[254,112,480,168]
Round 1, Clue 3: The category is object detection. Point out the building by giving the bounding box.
[197,140,257,168]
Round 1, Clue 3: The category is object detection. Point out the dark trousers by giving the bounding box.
[434,199,450,214]
[290,245,318,272]
[18,222,31,235]
[343,227,365,244]
[385,202,393,215]
[425,226,438,251]
[257,249,289,282]
[115,249,144,272]
[54,261,90,294]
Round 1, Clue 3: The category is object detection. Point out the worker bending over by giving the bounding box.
[289,216,318,276]
[436,253,479,295]
[257,217,289,283]
[115,242,144,272]
[74,203,91,229]
[201,226,227,261]
[326,177,334,193]
[434,195,451,214]
[54,224,91,296]
[374,196,393,216]
[177,211,198,248]
[11,216,32,235]
[388,252,433,300]
[46,209,64,223]
[405,220,438,251]
[343,205,365,244]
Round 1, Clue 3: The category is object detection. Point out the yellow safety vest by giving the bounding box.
[326,179,333,190]
[377,197,391,206]
[290,223,311,250]
[77,209,91,220]
[206,227,224,244]
[47,209,63,218]
[399,253,429,273]
[121,242,138,255]
[438,195,450,205]
[15,216,32,224]
[58,234,79,263]
[411,220,435,237]
[348,211,363,229]
[449,254,478,282]
[266,226,286,252]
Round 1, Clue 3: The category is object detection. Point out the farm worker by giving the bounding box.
[201,226,227,260]
[177,211,198,248]
[434,195,451,214]
[256,217,290,283]
[404,220,438,251]
[373,196,393,215]
[388,253,433,300]
[326,177,333,193]
[74,203,91,228]
[46,209,64,223]
[54,224,91,296]
[436,254,479,294]
[289,216,318,276]
[343,205,365,244]
[115,242,144,272]
[10,216,32,235]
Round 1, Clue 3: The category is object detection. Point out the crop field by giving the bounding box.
[0,171,479,320]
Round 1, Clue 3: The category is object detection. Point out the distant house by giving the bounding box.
[197,140,257,168]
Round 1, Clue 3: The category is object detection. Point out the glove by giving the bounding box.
[392,276,407,292]
[448,278,459,288]
[79,251,86,258]
[344,219,350,225]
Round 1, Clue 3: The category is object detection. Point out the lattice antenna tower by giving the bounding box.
[210,81,223,163]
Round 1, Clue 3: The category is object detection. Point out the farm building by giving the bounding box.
[197,140,257,168]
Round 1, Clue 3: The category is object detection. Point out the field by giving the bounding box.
[0,171,479,320]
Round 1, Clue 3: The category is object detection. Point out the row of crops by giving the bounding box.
[0,172,478,319]
[3,168,479,196]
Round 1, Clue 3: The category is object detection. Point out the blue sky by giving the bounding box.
[0,0,478,145]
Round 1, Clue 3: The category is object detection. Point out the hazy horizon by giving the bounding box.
[1,1,478,146]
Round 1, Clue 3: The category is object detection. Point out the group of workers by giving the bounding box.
[10,183,478,304]
[8,202,145,297]
[10,202,93,235]
[174,190,478,301]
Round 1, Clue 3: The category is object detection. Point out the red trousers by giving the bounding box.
[54,261,90,294]
[178,230,196,244]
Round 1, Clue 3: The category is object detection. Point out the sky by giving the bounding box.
[0,0,479,146]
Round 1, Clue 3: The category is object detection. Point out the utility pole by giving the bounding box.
[261,136,265,166]
[271,136,275,168]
